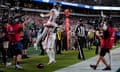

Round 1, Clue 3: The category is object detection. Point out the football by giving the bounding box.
[37,63,44,68]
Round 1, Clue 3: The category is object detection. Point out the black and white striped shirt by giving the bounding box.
[75,25,85,37]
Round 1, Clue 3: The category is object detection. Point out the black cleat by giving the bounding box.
[102,67,111,70]
[90,65,97,70]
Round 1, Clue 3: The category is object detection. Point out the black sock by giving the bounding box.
[17,62,20,65]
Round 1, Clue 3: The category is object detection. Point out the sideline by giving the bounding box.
[55,48,120,72]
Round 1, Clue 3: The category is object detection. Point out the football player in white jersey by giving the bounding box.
[34,3,61,64]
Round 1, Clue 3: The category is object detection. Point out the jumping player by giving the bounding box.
[34,3,61,64]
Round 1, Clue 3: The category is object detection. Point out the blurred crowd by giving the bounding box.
[0,12,118,71]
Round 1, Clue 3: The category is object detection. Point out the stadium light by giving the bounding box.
[32,0,120,10]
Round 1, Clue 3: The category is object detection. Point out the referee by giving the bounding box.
[75,19,86,60]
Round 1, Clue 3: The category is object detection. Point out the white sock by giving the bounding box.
[46,49,52,63]
[51,49,55,61]
[108,52,111,66]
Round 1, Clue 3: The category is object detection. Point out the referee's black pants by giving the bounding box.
[56,39,62,54]
[77,37,85,60]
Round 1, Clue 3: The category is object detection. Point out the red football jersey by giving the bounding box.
[101,27,116,49]
[6,23,21,42]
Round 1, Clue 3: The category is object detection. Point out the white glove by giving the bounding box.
[103,24,107,30]
[34,43,38,50]
[40,14,44,17]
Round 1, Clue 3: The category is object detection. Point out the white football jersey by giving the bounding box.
[47,8,59,24]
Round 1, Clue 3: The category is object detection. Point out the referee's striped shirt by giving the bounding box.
[75,25,85,37]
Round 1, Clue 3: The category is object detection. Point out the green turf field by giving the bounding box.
[0,44,119,72]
